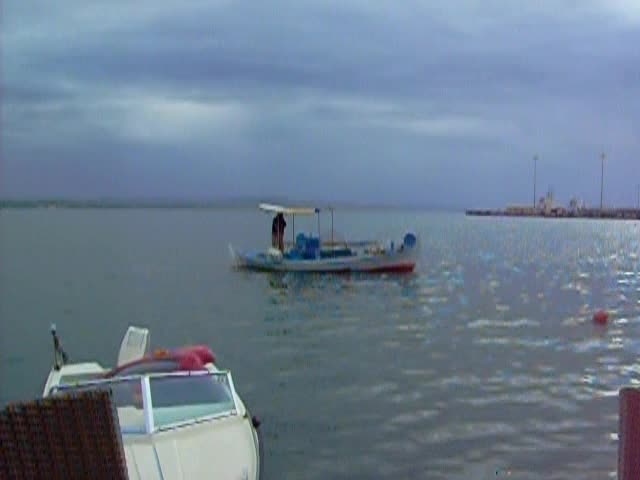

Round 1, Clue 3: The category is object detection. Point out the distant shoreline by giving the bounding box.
[0,200,245,210]
[0,199,458,212]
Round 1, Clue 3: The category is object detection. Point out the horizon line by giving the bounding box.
[0,197,464,211]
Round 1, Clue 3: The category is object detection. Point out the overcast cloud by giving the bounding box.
[2,0,639,208]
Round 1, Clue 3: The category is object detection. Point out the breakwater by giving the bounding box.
[466,208,640,220]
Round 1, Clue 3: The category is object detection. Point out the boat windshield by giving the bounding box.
[51,371,238,434]
[149,372,236,429]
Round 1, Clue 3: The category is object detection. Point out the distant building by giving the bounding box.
[569,197,578,212]
[568,197,585,215]
[538,190,555,215]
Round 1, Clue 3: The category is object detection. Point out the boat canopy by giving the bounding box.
[259,203,318,216]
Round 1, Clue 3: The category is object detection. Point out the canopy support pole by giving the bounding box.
[331,208,334,245]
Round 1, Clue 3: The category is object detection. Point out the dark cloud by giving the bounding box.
[2,0,639,207]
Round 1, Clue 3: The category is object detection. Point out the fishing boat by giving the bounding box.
[229,203,419,273]
[43,325,262,480]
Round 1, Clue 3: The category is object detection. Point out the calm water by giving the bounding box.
[1,209,639,479]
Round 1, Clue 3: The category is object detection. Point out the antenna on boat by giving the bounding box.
[51,323,68,371]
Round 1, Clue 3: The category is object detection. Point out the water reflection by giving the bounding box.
[264,270,421,300]
[4,211,640,478]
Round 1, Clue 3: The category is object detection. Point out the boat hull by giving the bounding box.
[230,244,418,273]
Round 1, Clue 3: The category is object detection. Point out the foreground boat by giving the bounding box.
[230,203,419,273]
[43,325,262,480]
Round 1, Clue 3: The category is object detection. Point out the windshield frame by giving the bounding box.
[50,369,240,434]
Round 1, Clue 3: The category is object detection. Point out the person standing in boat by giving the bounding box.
[273,213,286,252]
[272,215,279,248]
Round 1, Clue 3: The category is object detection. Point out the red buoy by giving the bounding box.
[593,309,609,325]
[177,352,205,371]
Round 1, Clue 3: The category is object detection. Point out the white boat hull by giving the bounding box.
[230,240,419,273]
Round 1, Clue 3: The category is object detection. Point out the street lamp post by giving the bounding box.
[533,155,538,209]
[600,153,606,210]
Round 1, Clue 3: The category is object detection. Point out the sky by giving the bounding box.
[1,0,639,208]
